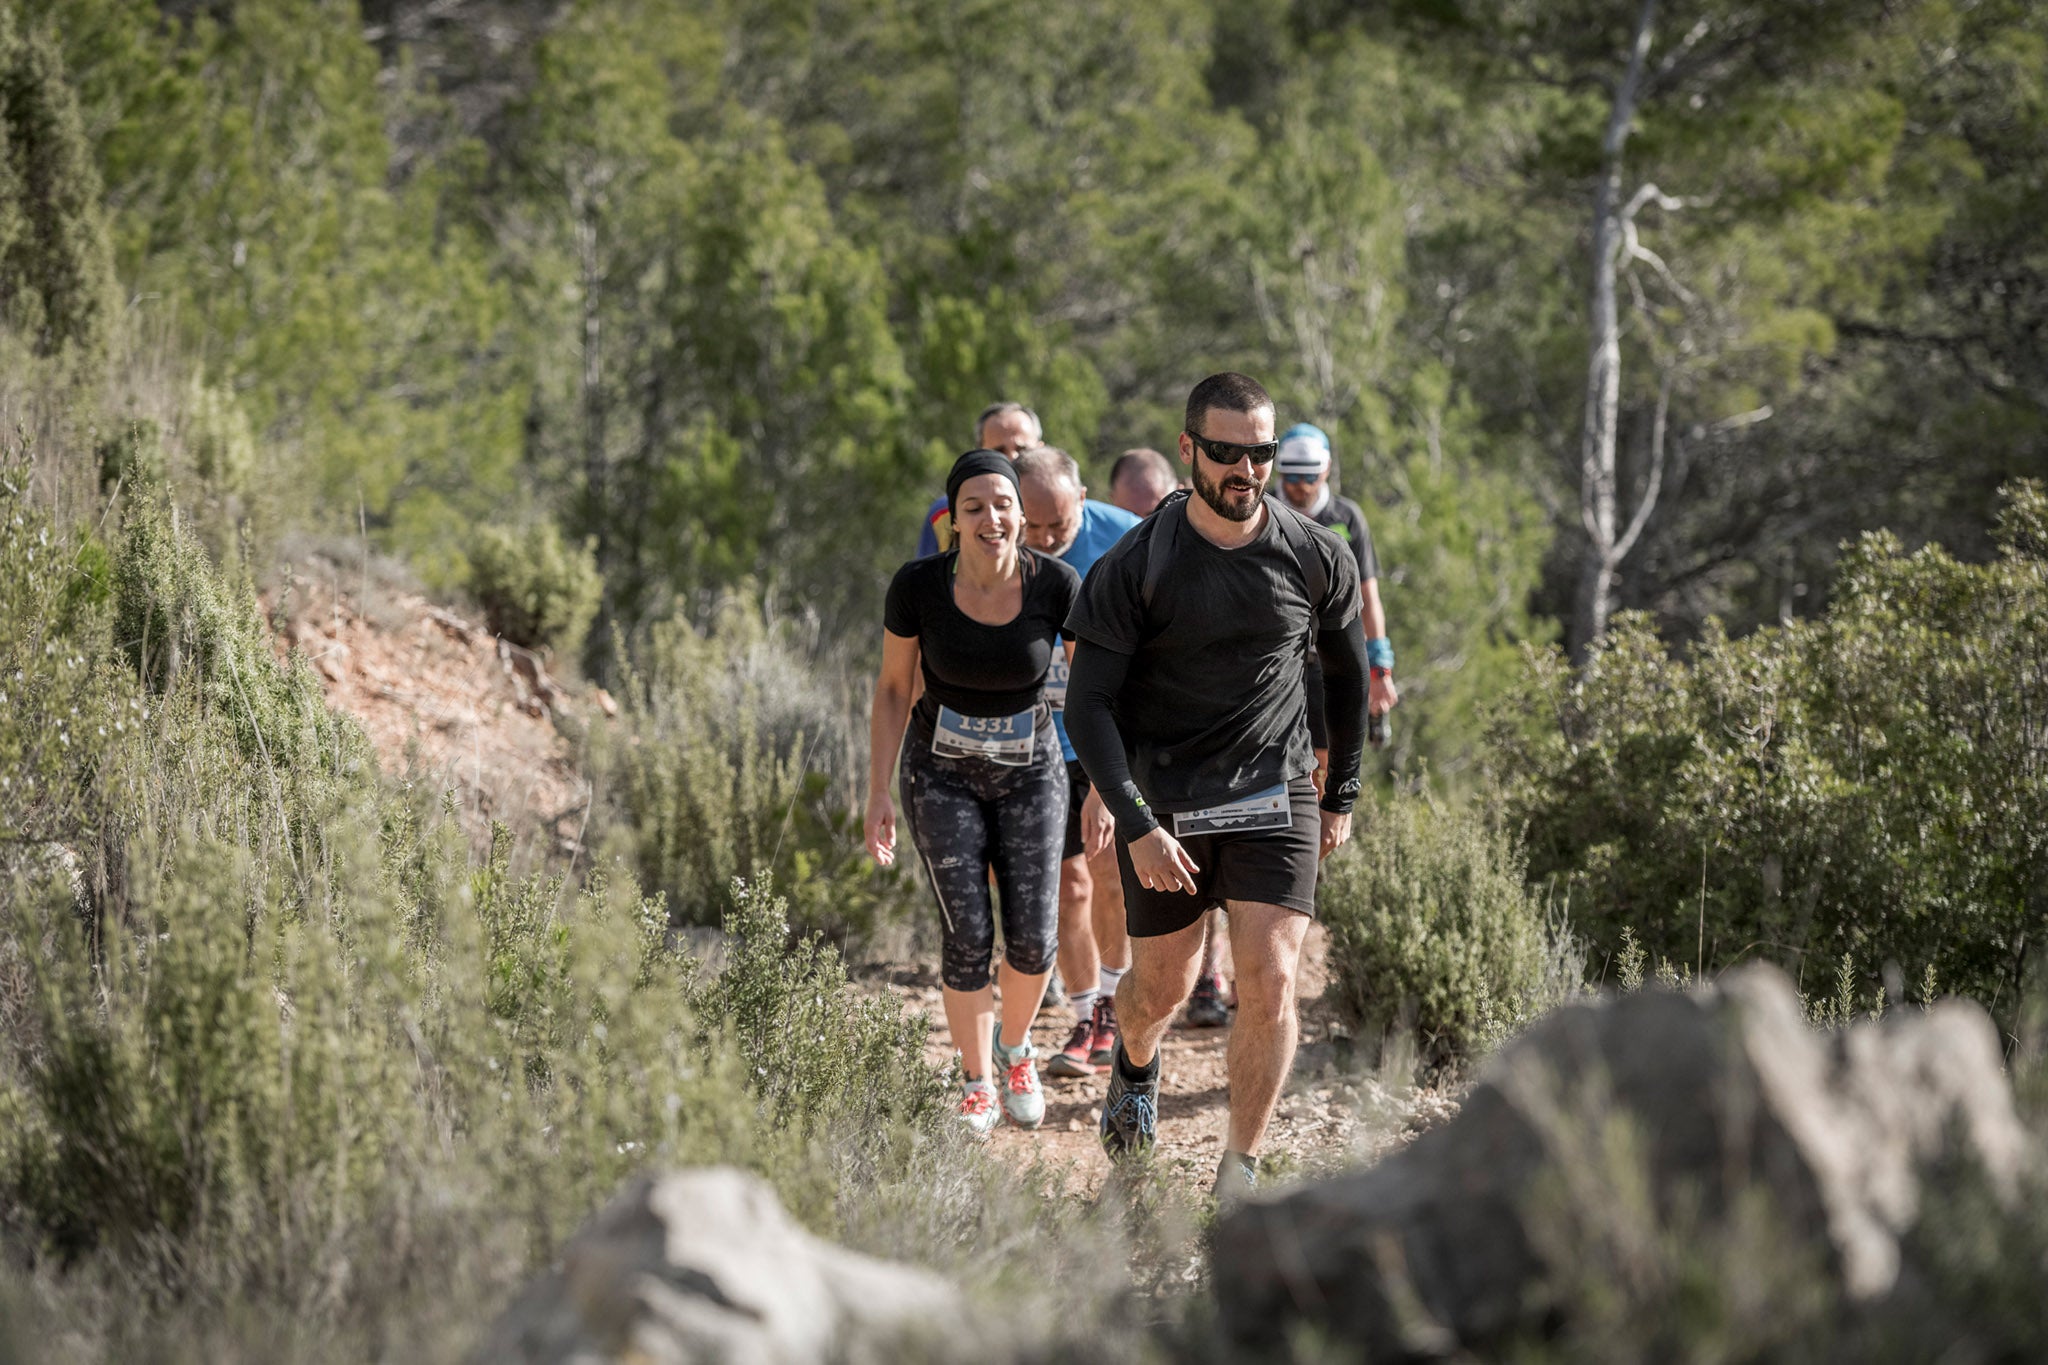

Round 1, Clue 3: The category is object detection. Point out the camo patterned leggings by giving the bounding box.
[899,722,1066,992]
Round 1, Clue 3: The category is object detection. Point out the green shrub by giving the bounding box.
[465,520,601,659]
[0,460,950,1332]
[0,431,1153,1365]
[698,872,941,1140]
[0,460,120,848]
[1320,794,1585,1069]
[1488,480,2048,1025]
[591,595,921,942]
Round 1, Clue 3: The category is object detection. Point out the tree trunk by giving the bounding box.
[575,190,606,573]
[1570,0,1660,660]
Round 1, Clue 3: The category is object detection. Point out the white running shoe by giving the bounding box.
[959,1081,1000,1140]
[993,1038,1045,1129]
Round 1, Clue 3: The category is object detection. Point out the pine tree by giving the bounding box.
[0,4,117,374]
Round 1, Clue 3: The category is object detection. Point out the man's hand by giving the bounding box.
[1127,827,1201,893]
[864,791,897,866]
[1369,674,1400,718]
[1318,809,1353,860]
[1081,786,1115,860]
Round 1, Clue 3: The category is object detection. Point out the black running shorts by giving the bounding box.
[1117,776,1321,938]
[1061,758,1091,861]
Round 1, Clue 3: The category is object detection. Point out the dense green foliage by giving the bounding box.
[0,461,984,1352]
[588,595,922,940]
[1320,796,1585,1068]
[465,519,602,657]
[1490,482,2048,1021]
[21,0,2040,778]
[0,4,116,378]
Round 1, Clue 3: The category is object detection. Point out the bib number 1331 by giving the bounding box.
[933,706,1036,766]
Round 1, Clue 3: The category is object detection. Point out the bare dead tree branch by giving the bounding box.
[1613,366,1675,565]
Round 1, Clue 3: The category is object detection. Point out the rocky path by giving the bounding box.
[861,925,1458,1198]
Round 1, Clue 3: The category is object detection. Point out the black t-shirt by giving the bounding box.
[1065,500,1361,811]
[1284,492,1378,684]
[1313,493,1379,583]
[884,549,1080,737]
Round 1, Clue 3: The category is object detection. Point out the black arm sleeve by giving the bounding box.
[1317,614,1370,814]
[1064,642,1159,841]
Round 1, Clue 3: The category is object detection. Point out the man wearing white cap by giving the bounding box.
[1272,423,1398,789]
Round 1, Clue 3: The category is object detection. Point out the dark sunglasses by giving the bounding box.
[1186,430,1280,466]
[1280,472,1321,485]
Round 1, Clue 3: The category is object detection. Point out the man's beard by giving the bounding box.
[1192,456,1267,523]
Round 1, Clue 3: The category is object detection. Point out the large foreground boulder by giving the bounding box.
[1215,965,2028,1359]
[475,1168,961,1364]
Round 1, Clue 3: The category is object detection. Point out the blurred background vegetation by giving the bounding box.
[13,0,2044,770]
[2,0,2046,1357]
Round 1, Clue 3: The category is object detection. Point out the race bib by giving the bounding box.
[932,705,1036,766]
[1173,782,1292,837]
[1044,655,1070,712]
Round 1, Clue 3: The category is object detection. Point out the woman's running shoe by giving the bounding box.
[993,1038,1045,1129]
[1183,972,1231,1028]
[1046,1016,1098,1078]
[1087,995,1119,1068]
[959,1082,1000,1140]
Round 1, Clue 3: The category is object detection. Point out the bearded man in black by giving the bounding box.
[1064,372,1370,1202]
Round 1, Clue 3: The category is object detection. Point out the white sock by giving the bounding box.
[963,1076,993,1093]
[1069,988,1099,1023]
[1099,965,1126,998]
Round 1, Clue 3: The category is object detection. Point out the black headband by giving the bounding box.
[946,449,1019,516]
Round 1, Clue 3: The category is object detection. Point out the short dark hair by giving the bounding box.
[1184,372,1273,436]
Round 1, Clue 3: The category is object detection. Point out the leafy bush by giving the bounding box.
[590,595,921,942]
[465,520,602,659]
[0,466,954,1349]
[699,872,940,1140]
[0,460,121,849]
[1488,481,2048,1024]
[1320,794,1585,1068]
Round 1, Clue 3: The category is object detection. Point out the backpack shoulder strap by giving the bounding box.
[1270,502,1330,615]
[1140,490,1190,611]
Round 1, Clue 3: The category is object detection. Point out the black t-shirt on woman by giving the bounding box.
[884,549,1081,739]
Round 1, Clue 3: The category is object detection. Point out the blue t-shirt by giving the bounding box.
[1050,500,1141,761]
[916,494,951,558]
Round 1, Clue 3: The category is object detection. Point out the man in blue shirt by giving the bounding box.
[1013,446,1142,1079]
[916,402,1043,557]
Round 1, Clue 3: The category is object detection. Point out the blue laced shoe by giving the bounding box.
[1099,1045,1159,1158]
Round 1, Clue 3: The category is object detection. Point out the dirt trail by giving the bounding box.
[863,925,1457,1197]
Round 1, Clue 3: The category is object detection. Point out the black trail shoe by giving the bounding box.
[1213,1150,1259,1207]
[1099,1045,1159,1159]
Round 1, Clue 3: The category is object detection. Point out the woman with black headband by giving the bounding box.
[866,449,1082,1137]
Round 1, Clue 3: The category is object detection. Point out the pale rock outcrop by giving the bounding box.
[476,1168,960,1364]
[1215,965,2027,1359]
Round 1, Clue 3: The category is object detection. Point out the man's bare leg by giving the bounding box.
[1054,852,1099,1007]
[1221,900,1312,1155]
[1087,843,1131,974]
[1197,907,1226,977]
[1115,914,1207,1069]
